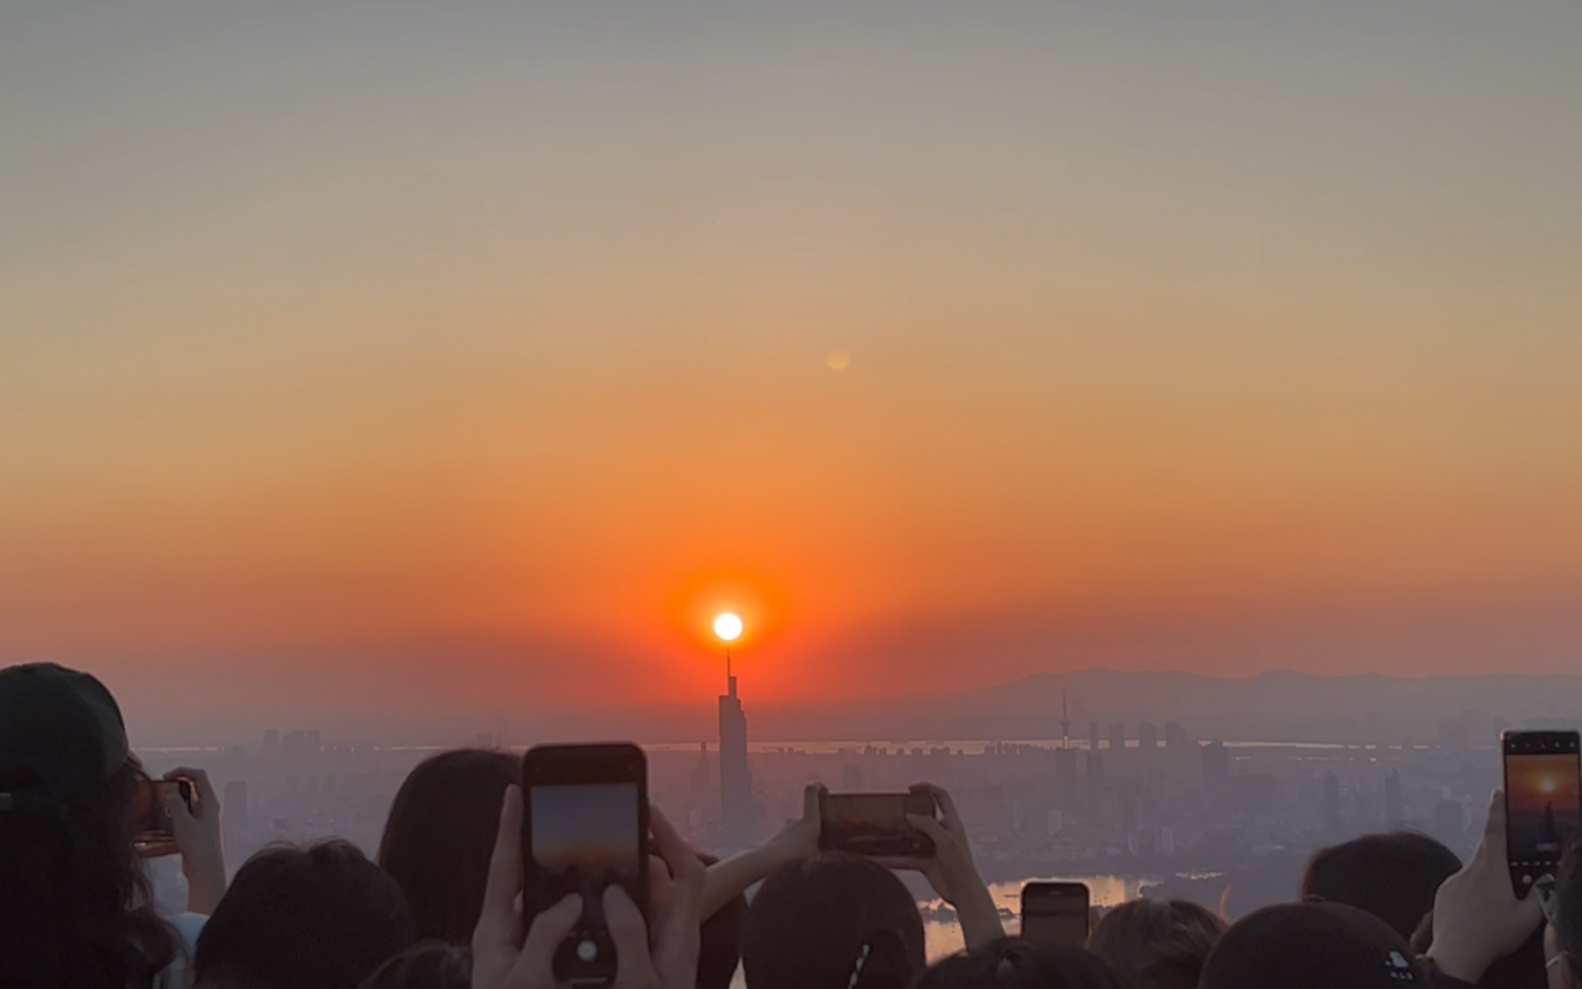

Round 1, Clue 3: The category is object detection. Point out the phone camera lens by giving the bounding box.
[577,940,599,963]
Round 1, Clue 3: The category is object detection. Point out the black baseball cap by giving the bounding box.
[0,662,130,801]
[1199,902,1423,989]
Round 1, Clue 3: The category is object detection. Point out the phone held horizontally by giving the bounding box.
[1020,881,1090,946]
[522,743,649,988]
[1502,730,1582,896]
[131,778,194,855]
[818,790,939,857]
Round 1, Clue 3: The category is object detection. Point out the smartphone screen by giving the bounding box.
[523,744,648,987]
[1021,882,1090,945]
[819,791,937,857]
[1503,730,1582,896]
[130,779,191,853]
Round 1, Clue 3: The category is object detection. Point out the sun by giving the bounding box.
[713,613,744,642]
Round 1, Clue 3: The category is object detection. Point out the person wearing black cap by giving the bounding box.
[1199,900,1428,989]
[0,661,227,988]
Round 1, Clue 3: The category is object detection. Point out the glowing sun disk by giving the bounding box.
[714,613,744,642]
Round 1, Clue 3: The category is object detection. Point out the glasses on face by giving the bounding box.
[1534,875,1570,973]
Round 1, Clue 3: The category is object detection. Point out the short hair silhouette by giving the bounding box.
[1086,898,1226,989]
[358,941,471,989]
[194,840,416,989]
[1301,831,1461,938]
[916,940,1125,989]
[1200,901,1425,989]
[742,853,925,989]
[378,748,520,944]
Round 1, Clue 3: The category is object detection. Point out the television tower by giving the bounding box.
[1060,690,1072,748]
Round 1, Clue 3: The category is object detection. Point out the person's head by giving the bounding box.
[194,840,417,989]
[697,852,747,989]
[1200,901,1426,989]
[917,940,1124,989]
[742,853,926,989]
[358,942,472,989]
[378,748,520,944]
[1302,831,1463,939]
[1086,898,1226,989]
[1549,841,1582,989]
[0,662,176,989]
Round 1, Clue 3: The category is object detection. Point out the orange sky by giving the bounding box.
[3,0,1581,725]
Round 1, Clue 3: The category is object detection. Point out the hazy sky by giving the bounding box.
[4,0,1581,729]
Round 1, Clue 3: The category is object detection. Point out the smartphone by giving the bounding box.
[522,743,649,987]
[131,778,193,854]
[1502,730,1582,896]
[818,791,938,857]
[1021,882,1091,945]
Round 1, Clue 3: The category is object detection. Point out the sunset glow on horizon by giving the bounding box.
[4,0,1581,728]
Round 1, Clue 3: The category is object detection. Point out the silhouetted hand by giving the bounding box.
[163,766,226,915]
[879,783,1004,948]
[1427,790,1545,983]
[474,786,705,989]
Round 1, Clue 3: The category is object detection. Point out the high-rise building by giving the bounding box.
[718,662,755,850]
[1108,722,1126,752]
[1385,770,1404,824]
[842,763,863,789]
[283,731,304,758]
[263,729,280,757]
[1138,722,1158,750]
[223,780,250,868]
[1164,722,1188,749]
[1089,723,1101,752]
[1086,752,1104,794]
[1059,692,1072,748]
[1321,773,1343,836]
[306,729,321,754]
[1201,740,1230,791]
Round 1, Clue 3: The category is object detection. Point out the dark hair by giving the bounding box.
[378,749,520,945]
[697,852,746,989]
[1557,840,1582,979]
[916,940,1126,989]
[194,840,417,989]
[0,757,178,988]
[1301,831,1462,939]
[358,942,472,989]
[742,853,926,989]
[1086,898,1226,989]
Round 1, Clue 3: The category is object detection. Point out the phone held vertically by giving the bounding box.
[131,778,193,855]
[522,743,649,988]
[818,790,938,857]
[1020,881,1090,946]
[1502,730,1582,897]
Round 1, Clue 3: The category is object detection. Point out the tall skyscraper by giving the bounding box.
[718,660,755,850]
[1089,722,1101,752]
[1322,773,1343,836]
[1201,740,1230,791]
[1164,722,1188,750]
[223,780,250,867]
[1385,769,1404,824]
[1059,692,1072,748]
[283,730,304,758]
[1108,722,1126,752]
[1138,722,1158,750]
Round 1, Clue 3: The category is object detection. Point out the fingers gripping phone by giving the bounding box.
[131,778,193,854]
[818,791,938,857]
[1503,730,1582,897]
[522,743,649,987]
[1021,882,1090,945]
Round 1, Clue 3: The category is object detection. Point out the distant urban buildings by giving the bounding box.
[1165,722,1188,750]
[1139,722,1158,751]
[1201,740,1230,791]
[1108,722,1126,752]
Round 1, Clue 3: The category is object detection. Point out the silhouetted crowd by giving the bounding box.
[2,661,1578,989]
